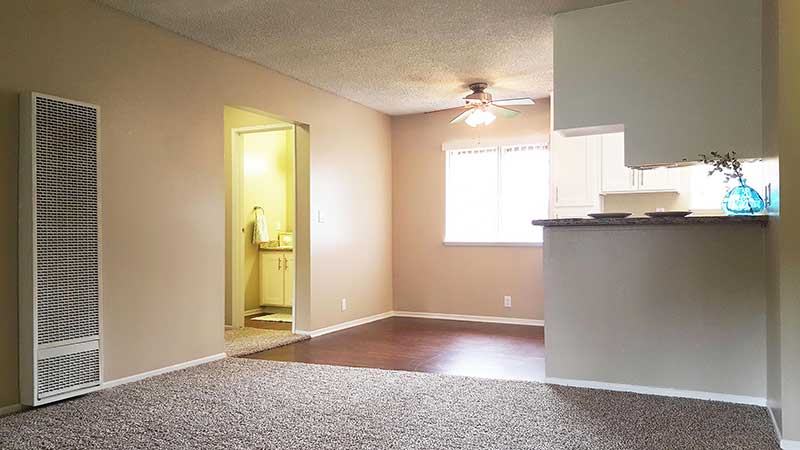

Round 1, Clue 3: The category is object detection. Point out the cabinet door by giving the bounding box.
[551,132,599,208]
[259,252,285,306]
[283,254,295,307]
[638,167,679,192]
[600,133,637,193]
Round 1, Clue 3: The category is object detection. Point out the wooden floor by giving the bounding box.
[245,317,546,382]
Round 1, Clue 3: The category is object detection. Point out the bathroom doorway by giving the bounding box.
[225,106,309,334]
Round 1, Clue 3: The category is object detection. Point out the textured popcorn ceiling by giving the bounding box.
[98,0,622,115]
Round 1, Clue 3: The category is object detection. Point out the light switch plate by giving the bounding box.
[504,296,512,308]
[341,298,347,311]
[317,209,327,223]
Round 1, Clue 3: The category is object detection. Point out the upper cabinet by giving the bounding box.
[599,133,636,193]
[600,133,678,194]
[553,0,764,167]
[551,132,600,208]
[550,98,602,219]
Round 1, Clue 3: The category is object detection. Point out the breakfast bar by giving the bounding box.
[533,215,769,400]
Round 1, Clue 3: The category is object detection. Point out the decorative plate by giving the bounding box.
[644,211,693,218]
[587,212,632,219]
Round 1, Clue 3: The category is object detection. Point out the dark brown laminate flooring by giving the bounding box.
[245,317,546,382]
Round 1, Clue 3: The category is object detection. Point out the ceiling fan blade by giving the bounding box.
[493,98,535,106]
[449,108,475,124]
[425,105,465,114]
[489,104,520,118]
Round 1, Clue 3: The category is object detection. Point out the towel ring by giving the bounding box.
[253,206,264,212]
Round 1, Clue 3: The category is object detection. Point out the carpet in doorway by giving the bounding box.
[224,327,308,357]
[0,358,780,450]
[251,312,293,323]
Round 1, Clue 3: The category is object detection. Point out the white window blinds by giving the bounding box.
[445,143,548,243]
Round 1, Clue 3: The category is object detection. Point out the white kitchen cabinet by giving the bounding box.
[638,167,679,192]
[259,251,293,307]
[600,133,637,193]
[550,131,601,218]
[600,133,679,194]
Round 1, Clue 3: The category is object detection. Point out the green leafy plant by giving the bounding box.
[699,151,744,184]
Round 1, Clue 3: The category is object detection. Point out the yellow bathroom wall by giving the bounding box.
[243,130,293,311]
[224,107,285,324]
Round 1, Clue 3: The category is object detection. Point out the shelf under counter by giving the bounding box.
[258,246,294,252]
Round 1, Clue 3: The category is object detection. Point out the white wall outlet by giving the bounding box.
[341,298,347,311]
[317,209,327,223]
[504,296,512,308]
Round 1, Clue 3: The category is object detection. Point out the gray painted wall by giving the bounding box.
[553,0,763,166]
[773,0,800,442]
[544,224,767,398]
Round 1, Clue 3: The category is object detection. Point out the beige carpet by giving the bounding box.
[224,327,308,357]
[0,358,780,450]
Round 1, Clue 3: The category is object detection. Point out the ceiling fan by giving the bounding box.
[447,83,535,127]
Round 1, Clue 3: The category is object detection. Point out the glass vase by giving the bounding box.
[722,179,765,216]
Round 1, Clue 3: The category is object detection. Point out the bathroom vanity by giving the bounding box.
[259,248,294,307]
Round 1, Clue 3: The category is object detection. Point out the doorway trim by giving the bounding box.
[230,124,295,330]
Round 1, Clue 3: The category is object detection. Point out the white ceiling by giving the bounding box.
[98,0,622,115]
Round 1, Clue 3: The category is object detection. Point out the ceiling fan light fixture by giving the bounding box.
[445,82,528,126]
[465,108,495,127]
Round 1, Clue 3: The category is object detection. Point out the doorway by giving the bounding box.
[225,106,309,334]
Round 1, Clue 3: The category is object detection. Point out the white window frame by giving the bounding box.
[443,142,549,246]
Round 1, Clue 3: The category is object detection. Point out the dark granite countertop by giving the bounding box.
[531,215,769,227]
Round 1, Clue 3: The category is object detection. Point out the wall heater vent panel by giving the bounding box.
[35,96,100,345]
[37,347,100,398]
[19,92,103,406]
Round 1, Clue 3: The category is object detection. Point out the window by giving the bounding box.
[445,143,549,244]
[689,161,766,212]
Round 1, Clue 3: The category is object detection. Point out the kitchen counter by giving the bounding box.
[539,215,767,399]
[532,215,768,227]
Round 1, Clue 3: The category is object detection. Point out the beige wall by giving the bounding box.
[391,101,550,320]
[0,0,392,409]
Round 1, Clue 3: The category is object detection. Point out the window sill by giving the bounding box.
[442,241,543,248]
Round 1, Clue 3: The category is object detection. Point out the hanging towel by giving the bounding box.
[252,207,269,245]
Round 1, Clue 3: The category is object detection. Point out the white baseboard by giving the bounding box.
[0,403,25,417]
[393,311,544,327]
[770,406,783,442]
[102,353,226,389]
[783,440,800,450]
[244,308,265,317]
[296,311,394,337]
[295,311,543,338]
[545,377,766,406]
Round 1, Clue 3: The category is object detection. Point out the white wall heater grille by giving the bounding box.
[19,92,103,406]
